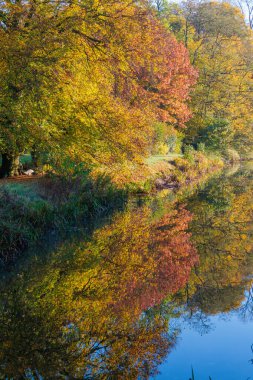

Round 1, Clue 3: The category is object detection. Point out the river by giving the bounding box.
[1,163,253,379]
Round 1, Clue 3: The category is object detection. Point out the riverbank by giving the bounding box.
[114,150,224,193]
[0,175,127,262]
[0,152,224,263]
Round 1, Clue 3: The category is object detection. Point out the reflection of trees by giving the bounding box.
[238,285,253,321]
[0,202,197,378]
[177,170,253,322]
[183,310,213,335]
[2,168,253,377]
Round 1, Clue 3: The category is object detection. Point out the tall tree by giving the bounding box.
[157,1,253,152]
[0,0,196,177]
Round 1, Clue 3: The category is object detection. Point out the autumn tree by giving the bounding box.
[157,1,253,154]
[0,0,196,177]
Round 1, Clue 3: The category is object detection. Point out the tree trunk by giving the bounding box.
[31,149,39,168]
[0,153,20,178]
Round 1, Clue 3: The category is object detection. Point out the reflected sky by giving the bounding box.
[155,314,253,380]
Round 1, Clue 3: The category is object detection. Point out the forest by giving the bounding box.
[1,0,253,180]
[1,0,253,259]
[2,1,253,378]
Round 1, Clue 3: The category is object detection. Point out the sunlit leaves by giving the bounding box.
[0,0,196,174]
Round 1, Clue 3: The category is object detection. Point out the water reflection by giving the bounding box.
[0,203,197,378]
[184,168,253,316]
[1,165,253,378]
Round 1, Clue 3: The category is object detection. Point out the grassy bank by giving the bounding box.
[0,152,223,263]
[0,175,127,262]
[114,151,224,193]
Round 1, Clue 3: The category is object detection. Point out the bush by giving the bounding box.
[174,157,192,172]
[152,123,183,155]
[198,118,233,152]
[197,142,206,153]
[185,118,234,154]
[184,145,195,164]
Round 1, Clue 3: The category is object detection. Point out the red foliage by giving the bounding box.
[112,206,199,315]
[105,4,198,127]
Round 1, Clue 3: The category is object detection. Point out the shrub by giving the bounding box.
[198,118,233,152]
[184,145,195,164]
[197,142,206,152]
[174,157,192,172]
[152,123,183,155]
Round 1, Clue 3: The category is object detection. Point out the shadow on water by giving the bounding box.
[1,164,253,378]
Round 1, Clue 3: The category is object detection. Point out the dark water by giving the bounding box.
[1,163,253,379]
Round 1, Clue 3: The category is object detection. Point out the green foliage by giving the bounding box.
[0,189,53,260]
[188,119,233,154]
[49,155,91,180]
[197,142,205,153]
[125,179,153,194]
[0,173,127,261]
[199,119,233,152]
[70,174,127,216]
[184,145,195,164]
[152,124,184,155]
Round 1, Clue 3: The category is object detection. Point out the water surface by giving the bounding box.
[1,164,253,379]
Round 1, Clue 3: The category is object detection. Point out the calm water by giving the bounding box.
[1,164,253,379]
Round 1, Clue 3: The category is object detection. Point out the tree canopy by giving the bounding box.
[0,0,196,176]
[154,0,253,154]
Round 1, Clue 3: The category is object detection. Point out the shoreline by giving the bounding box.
[0,154,225,264]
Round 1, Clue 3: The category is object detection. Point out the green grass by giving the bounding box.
[0,182,42,201]
[146,153,182,165]
[0,188,54,261]
[0,174,127,262]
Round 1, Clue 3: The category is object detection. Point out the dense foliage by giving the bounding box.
[0,0,197,177]
[1,166,253,377]
[155,1,253,155]
[1,0,253,177]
